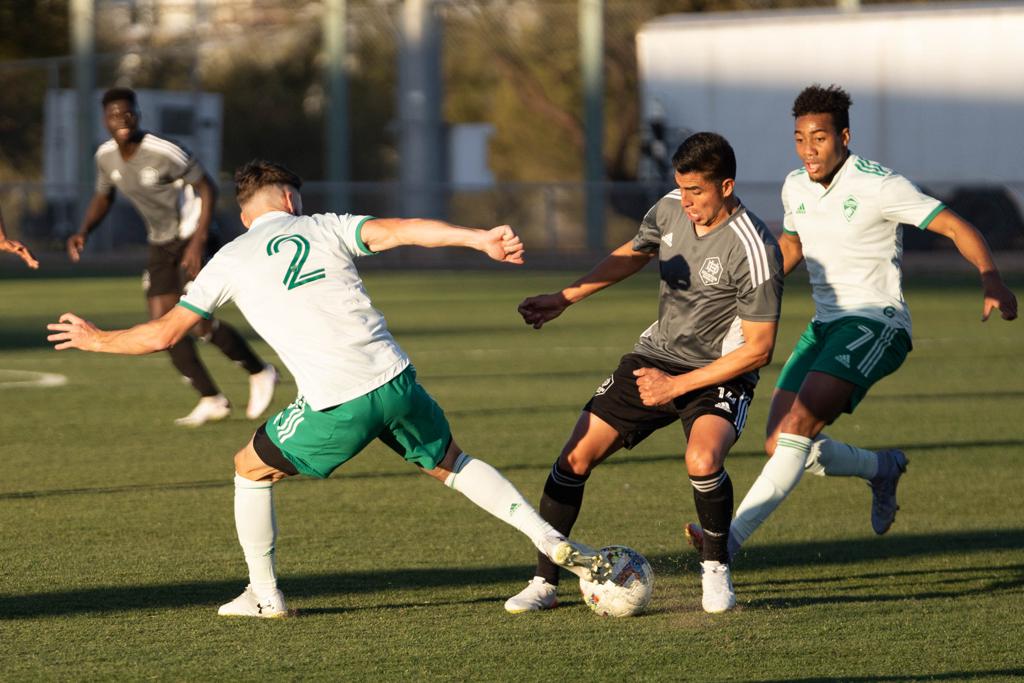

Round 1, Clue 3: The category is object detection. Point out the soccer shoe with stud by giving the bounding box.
[547,538,613,583]
[217,585,290,618]
[870,449,908,535]
[246,364,279,419]
[700,560,736,613]
[503,577,558,614]
[174,394,231,427]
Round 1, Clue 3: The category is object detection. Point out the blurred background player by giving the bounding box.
[687,84,1019,560]
[0,203,39,269]
[66,87,277,426]
[507,133,783,614]
[48,159,610,618]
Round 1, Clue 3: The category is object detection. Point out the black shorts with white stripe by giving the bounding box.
[584,353,754,449]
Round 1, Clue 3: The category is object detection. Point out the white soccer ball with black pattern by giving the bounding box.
[579,545,654,617]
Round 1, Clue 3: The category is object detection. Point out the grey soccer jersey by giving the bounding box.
[631,191,783,377]
[94,133,206,244]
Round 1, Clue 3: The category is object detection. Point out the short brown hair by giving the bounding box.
[233,159,303,205]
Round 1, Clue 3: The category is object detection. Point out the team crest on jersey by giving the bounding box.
[139,167,160,186]
[110,169,122,183]
[843,195,859,222]
[699,256,723,285]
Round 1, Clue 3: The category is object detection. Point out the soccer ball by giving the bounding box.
[579,545,654,617]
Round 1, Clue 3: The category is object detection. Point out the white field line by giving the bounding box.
[0,369,68,389]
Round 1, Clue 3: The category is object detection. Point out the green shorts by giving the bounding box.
[265,366,451,478]
[776,317,911,413]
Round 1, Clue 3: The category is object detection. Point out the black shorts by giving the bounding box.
[584,353,755,449]
[144,239,189,297]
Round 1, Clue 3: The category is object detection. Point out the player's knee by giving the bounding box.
[560,449,596,477]
[685,447,723,477]
[764,433,779,456]
[777,409,818,439]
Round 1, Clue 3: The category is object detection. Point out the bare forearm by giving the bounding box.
[561,243,653,304]
[78,194,113,235]
[372,218,484,251]
[672,343,773,395]
[191,176,217,244]
[92,322,182,354]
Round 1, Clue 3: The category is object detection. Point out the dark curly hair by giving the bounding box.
[101,87,137,108]
[671,132,736,183]
[792,84,852,133]
[234,159,303,205]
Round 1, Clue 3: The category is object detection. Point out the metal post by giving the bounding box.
[71,0,98,247]
[580,0,605,252]
[324,0,350,211]
[399,0,444,218]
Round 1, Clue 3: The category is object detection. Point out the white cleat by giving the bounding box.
[246,364,279,419]
[547,538,612,583]
[218,585,290,618]
[174,394,231,427]
[700,560,736,614]
[504,577,558,614]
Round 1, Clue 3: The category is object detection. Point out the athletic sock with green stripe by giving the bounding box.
[443,453,559,556]
[803,433,879,479]
[729,433,813,555]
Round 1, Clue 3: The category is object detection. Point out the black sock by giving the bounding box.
[536,461,590,585]
[206,319,264,374]
[167,336,219,397]
[690,469,733,564]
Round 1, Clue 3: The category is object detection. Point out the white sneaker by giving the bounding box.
[217,585,290,618]
[700,560,736,614]
[504,577,558,614]
[246,364,279,419]
[174,394,231,427]
[544,536,613,583]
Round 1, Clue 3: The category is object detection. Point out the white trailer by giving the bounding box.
[636,2,1024,224]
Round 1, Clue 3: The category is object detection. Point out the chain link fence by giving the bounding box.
[1,0,1021,267]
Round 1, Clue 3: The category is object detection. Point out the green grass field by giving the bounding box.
[1,270,1022,681]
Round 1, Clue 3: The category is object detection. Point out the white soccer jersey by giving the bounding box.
[179,211,409,410]
[782,153,944,335]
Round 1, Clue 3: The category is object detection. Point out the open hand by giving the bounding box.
[47,313,100,351]
[0,238,38,269]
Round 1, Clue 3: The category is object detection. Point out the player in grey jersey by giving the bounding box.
[66,88,277,427]
[506,132,784,614]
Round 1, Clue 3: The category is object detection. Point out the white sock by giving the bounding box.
[444,453,560,554]
[804,433,879,479]
[233,474,278,600]
[730,434,813,553]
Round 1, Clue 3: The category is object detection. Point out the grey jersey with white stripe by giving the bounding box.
[94,133,206,244]
[631,191,783,380]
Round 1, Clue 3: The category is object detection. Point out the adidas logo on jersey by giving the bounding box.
[661,233,674,247]
[796,203,806,214]
[715,401,732,413]
[834,354,851,368]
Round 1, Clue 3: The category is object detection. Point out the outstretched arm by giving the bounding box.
[925,209,1018,321]
[359,218,524,264]
[518,240,655,329]
[67,190,115,262]
[47,305,201,355]
[634,319,778,406]
[0,206,39,269]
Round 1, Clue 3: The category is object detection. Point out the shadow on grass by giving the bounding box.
[2,532,1022,620]
[4,437,1022,501]
[755,670,1024,682]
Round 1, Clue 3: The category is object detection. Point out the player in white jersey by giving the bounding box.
[47,159,610,618]
[687,84,1018,560]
